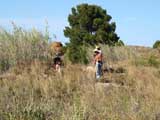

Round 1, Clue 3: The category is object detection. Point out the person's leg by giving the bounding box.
[96,62,101,79]
[55,64,61,73]
[99,63,102,76]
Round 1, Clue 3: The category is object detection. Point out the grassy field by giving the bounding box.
[0,27,160,120]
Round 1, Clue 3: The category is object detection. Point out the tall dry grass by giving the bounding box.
[0,24,50,73]
[0,26,160,120]
[0,61,160,120]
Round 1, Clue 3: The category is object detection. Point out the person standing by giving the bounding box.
[50,42,63,72]
[93,46,103,79]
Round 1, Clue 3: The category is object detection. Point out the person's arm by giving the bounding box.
[93,55,97,64]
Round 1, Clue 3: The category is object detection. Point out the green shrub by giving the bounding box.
[134,55,160,68]
[116,40,125,46]
[0,59,10,72]
[153,40,160,48]
[66,43,88,64]
[148,55,160,68]
[134,57,148,66]
[22,108,46,120]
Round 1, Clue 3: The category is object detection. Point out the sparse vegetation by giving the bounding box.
[133,54,160,68]
[0,11,160,119]
[0,29,160,119]
[0,24,50,73]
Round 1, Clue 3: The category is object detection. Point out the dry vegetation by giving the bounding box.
[0,27,160,120]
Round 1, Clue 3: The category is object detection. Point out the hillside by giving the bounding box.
[0,45,160,120]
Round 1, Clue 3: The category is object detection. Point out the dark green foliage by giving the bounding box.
[153,40,160,48]
[64,3,121,64]
[0,59,10,72]
[64,3,120,46]
[22,109,46,120]
[66,43,88,64]
[116,40,125,46]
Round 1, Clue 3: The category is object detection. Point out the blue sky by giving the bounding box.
[0,0,160,46]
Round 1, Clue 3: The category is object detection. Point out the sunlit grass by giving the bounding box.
[0,26,160,120]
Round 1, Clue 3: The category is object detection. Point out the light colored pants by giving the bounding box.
[96,62,102,79]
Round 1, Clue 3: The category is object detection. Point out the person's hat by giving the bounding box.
[93,48,99,52]
[95,45,101,49]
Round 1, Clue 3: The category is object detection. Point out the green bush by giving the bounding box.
[134,55,160,68]
[0,59,10,72]
[116,40,125,46]
[148,55,160,68]
[134,58,148,66]
[66,43,88,64]
[153,40,160,48]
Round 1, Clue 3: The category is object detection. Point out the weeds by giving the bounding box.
[0,26,160,120]
[0,24,50,73]
[134,55,160,68]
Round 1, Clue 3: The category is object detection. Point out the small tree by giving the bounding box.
[153,40,160,49]
[64,3,121,64]
[64,3,120,46]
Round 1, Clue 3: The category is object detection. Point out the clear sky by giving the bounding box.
[0,0,160,46]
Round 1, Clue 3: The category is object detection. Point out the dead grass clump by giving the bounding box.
[1,41,160,119]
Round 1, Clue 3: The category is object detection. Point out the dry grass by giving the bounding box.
[0,27,160,120]
[0,46,160,120]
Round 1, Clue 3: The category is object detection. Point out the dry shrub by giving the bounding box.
[0,60,160,120]
[0,33,160,119]
[0,25,50,73]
